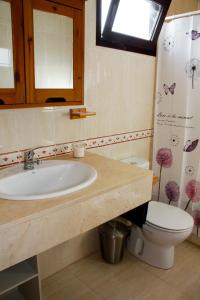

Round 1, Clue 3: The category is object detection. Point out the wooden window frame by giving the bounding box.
[0,0,25,105]
[96,0,171,56]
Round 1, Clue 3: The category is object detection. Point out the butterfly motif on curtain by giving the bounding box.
[183,139,199,152]
[192,30,200,40]
[163,83,176,95]
[186,30,200,40]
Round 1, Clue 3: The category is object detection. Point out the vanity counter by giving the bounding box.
[0,152,153,271]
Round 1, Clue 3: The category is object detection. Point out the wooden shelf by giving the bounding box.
[0,260,38,296]
[0,289,25,300]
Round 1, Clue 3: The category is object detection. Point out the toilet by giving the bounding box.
[121,157,194,269]
[127,201,193,269]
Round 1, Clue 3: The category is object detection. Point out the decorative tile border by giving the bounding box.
[0,128,153,167]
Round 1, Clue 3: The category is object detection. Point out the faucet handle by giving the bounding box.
[24,149,35,161]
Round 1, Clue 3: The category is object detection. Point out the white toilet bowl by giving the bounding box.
[127,201,194,269]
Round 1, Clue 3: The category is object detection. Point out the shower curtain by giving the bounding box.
[153,13,200,237]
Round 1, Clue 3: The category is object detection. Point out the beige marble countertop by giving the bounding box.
[0,152,152,228]
[0,152,153,271]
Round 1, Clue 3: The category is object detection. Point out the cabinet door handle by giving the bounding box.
[45,98,67,103]
[0,99,5,105]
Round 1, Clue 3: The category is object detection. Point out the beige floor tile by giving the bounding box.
[42,267,75,297]
[91,266,159,300]
[135,241,200,299]
[88,263,187,300]
[130,280,188,300]
[68,251,184,300]
[42,241,200,300]
[43,271,103,300]
[44,288,102,300]
[68,251,140,284]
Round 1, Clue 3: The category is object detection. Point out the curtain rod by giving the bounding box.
[165,10,200,21]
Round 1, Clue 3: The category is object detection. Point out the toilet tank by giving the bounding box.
[120,157,149,170]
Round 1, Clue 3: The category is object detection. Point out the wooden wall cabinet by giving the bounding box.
[0,0,85,109]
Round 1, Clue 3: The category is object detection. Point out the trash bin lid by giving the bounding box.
[99,220,128,238]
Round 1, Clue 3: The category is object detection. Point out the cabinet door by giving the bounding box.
[0,0,25,106]
[24,0,84,107]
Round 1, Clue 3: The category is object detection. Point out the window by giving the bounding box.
[96,0,171,56]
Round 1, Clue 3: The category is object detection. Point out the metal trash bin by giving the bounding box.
[99,218,130,264]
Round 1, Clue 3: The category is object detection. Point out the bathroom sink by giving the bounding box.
[0,160,97,200]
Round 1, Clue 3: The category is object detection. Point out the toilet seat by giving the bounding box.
[146,201,194,232]
[145,221,192,233]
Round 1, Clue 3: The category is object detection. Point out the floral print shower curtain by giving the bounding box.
[153,14,200,236]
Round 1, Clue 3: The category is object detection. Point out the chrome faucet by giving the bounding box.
[24,149,41,170]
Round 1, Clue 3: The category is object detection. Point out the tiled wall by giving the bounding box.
[0,0,155,165]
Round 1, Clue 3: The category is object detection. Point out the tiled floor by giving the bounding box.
[42,241,200,300]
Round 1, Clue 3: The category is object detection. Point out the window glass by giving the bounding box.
[112,0,162,41]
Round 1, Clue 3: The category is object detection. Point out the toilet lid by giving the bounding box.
[146,201,194,231]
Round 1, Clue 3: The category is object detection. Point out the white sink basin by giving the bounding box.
[0,160,97,200]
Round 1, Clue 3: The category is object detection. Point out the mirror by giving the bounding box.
[0,0,14,88]
[33,9,73,89]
